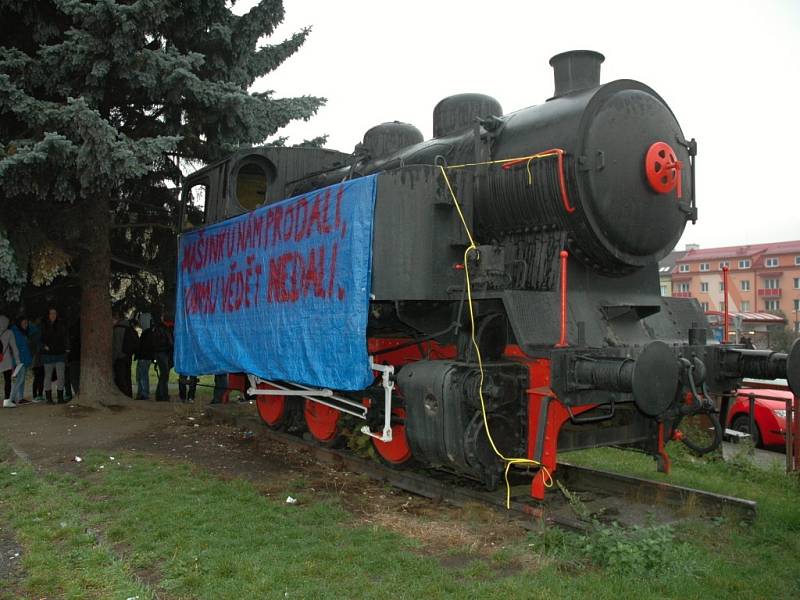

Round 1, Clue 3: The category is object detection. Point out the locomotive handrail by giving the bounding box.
[245,357,397,444]
[247,377,368,420]
[359,359,395,444]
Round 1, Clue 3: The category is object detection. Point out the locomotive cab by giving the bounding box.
[179,146,351,231]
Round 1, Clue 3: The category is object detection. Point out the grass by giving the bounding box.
[0,442,799,598]
[565,444,800,597]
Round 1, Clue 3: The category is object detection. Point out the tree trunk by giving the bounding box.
[78,196,128,407]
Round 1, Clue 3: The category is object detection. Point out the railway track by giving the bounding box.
[205,404,757,531]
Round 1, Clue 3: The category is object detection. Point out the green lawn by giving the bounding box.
[0,440,798,598]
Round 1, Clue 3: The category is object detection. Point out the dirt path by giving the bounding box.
[0,522,23,588]
[0,401,179,465]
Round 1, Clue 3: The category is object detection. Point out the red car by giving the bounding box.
[727,387,791,449]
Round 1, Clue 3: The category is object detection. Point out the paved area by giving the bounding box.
[721,441,787,470]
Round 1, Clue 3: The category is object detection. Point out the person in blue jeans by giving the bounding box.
[41,307,68,403]
[135,314,154,400]
[10,316,32,404]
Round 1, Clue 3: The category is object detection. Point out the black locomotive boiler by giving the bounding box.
[179,50,800,500]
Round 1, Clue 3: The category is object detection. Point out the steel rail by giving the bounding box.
[205,405,757,528]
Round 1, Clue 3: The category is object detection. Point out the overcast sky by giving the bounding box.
[233,0,800,250]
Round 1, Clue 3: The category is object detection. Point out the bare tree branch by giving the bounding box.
[111,198,174,214]
[111,254,162,274]
[111,222,175,231]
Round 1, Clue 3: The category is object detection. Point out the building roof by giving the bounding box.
[736,312,786,323]
[677,240,800,264]
[658,249,686,273]
[706,310,786,324]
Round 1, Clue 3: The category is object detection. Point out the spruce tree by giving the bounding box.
[0,0,324,404]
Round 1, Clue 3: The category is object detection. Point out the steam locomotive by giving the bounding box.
[179,50,800,499]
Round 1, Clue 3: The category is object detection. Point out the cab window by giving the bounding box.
[235,160,271,210]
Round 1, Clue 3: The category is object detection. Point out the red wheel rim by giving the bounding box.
[255,383,286,427]
[304,399,340,442]
[372,408,413,465]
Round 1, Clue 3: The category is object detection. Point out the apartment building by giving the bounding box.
[658,248,687,297]
[669,240,800,332]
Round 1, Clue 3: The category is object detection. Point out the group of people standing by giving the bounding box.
[112,311,231,404]
[112,312,229,403]
[3,307,233,407]
[1,307,76,407]
[112,312,174,402]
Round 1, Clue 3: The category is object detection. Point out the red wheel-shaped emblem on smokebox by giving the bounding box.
[645,141,682,198]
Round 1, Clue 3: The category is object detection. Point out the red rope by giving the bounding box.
[501,148,575,214]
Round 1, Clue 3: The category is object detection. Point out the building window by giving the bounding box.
[660,285,667,296]
[719,282,725,292]
[764,278,780,289]
[765,299,780,311]
[700,302,709,311]
[795,299,800,311]
[677,282,690,293]
[738,259,751,269]
[700,282,709,292]
[795,256,800,266]
[699,263,710,272]
[678,264,690,273]
[741,301,750,311]
[794,277,800,289]
[765,257,779,268]
[741,280,751,291]
[719,261,729,269]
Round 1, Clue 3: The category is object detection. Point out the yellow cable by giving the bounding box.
[438,166,553,509]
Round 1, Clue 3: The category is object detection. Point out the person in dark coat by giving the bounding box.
[212,374,228,404]
[135,313,154,400]
[151,314,173,402]
[27,317,44,402]
[178,375,198,403]
[41,307,68,403]
[112,312,137,398]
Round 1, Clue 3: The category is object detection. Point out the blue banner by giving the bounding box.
[174,175,377,390]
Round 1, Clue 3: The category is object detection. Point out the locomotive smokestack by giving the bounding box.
[549,50,605,98]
